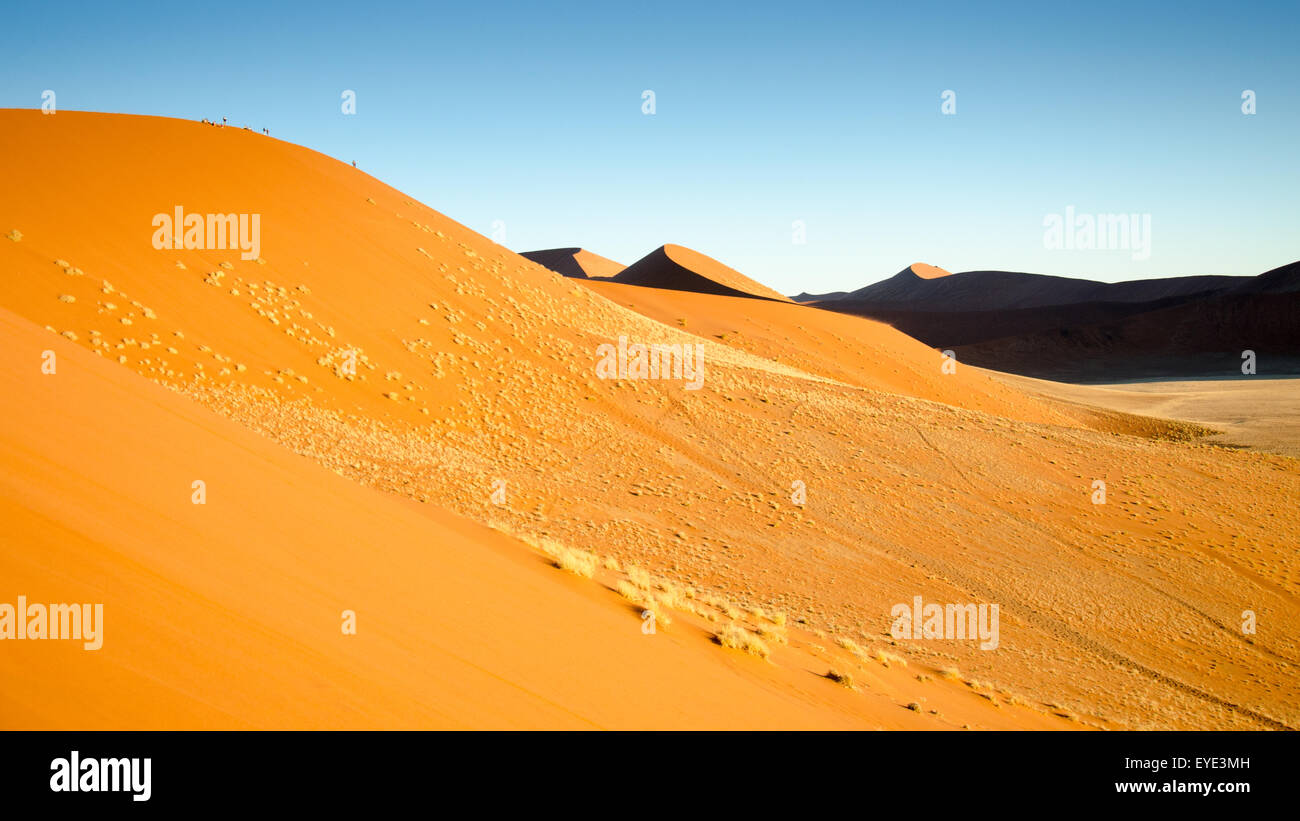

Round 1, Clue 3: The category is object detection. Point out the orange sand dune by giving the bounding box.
[613,244,793,302]
[3,110,1299,730]
[581,279,1075,426]
[520,247,624,279]
[0,307,1078,729]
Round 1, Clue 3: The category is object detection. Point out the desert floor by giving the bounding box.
[997,374,1300,459]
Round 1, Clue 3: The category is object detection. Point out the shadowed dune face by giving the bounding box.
[519,247,624,279]
[613,244,793,302]
[951,291,1300,381]
[834,268,1249,311]
[791,263,951,302]
[1234,260,1300,294]
[3,111,1300,730]
[810,261,1299,380]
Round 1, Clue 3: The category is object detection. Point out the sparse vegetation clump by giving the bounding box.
[938,666,961,680]
[615,580,640,601]
[826,669,854,688]
[873,648,908,668]
[615,581,672,627]
[713,623,770,659]
[626,566,653,590]
[534,538,598,578]
[836,637,865,657]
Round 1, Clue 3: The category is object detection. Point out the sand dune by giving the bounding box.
[519,247,624,279]
[1230,260,1300,295]
[613,244,793,302]
[9,306,1058,729]
[808,262,1299,380]
[909,262,953,280]
[3,110,1299,730]
[0,302,1080,730]
[823,267,1245,311]
[580,279,1082,426]
[795,264,950,302]
[953,286,1300,381]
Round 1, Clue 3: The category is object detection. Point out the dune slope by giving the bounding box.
[580,279,1081,426]
[2,308,1088,729]
[3,111,1299,730]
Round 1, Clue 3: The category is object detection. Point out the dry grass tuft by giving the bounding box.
[836,637,865,657]
[713,623,770,659]
[626,566,653,590]
[535,538,598,578]
[873,648,908,668]
[826,669,855,688]
[615,581,672,627]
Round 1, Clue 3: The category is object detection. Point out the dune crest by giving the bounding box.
[520,247,624,279]
[909,263,952,279]
[613,244,792,302]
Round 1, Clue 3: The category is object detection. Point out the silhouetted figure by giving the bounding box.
[352,160,357,168]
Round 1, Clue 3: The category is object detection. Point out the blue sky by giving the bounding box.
[2,0,1296,293]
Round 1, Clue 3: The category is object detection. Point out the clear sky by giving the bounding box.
[2,0,1296,293]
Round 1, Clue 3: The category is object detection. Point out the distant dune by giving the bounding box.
[613,244,792,302]
[519,247,624,279]
[3,110,1299,731]
[802,262,1299,379]
[1233,260,1300,294]
[581,279,1079,426]
[815,266,1246,312]
[955,286,1300,380]
[794,263,949,302]
[910,262,952,280]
